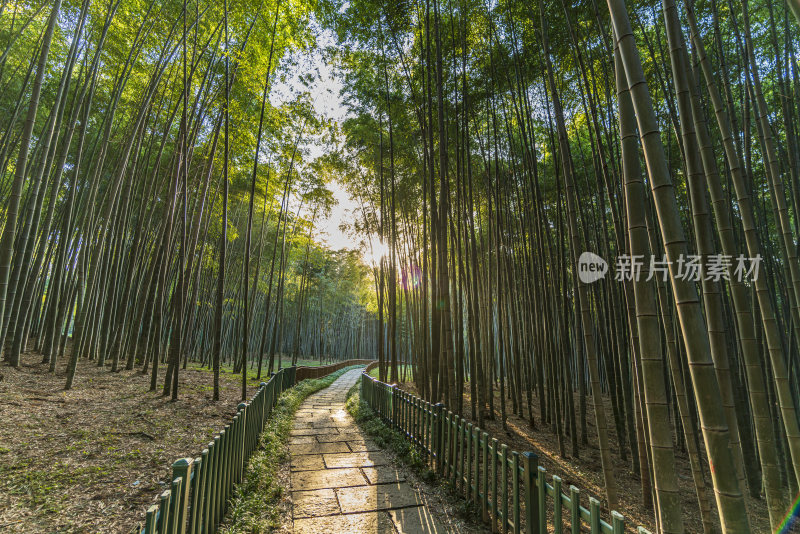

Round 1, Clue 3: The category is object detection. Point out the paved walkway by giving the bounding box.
[289,369,452,533]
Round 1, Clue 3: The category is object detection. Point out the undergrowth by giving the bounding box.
[218,365,362,533]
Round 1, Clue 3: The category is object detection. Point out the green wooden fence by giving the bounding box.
[361,372,652,534]
[296,359,376,380]
[136,366,297,534]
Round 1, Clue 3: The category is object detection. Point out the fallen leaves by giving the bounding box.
[0,351,260,533]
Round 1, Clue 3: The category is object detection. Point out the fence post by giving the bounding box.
[191,456,202,533]
[566,486,579,534]
[552,475,562,534]
[536,466,547,534]
[259,382,267,425]
[168,477,183,534]
[434,403,445,475]
[512,450,520,534]
[144,504,158,533]
[391,384,398,428]
[481,431,489,522]
[214,432,223,527]
[194,450,208,534]
[224,420,234,494]
[158,490,171,533]
[237,402,247,480]
[589,497,601,534]
[171,457,193,534]
[522,452,538,534]
[205,441,216,533]
[492,438,499,528]
[612,511,625,534]
[267,379,275,415]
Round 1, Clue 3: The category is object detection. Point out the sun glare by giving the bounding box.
[363,240,390,266]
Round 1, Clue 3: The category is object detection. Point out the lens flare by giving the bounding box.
[778,493,800,533]
[401,265,422,289]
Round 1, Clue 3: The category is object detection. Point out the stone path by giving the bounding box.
[289,369,453,533]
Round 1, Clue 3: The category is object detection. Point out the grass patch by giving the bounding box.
[191,358,346,386]
[367,364,414,379]
[219,365,363,533]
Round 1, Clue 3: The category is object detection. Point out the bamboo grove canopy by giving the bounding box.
[1,0,800,532]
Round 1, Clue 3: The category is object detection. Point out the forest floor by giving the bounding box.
[396,381,773,534]
[0,351,286,533]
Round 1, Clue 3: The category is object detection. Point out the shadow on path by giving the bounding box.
[289,369,452,533]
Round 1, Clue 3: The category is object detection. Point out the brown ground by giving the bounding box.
[0,351,265,533]
[396,381,773,534]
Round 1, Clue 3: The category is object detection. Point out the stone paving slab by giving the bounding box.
[316,431,362,442]
[294,421,343,429]
[347,439,381,452]
[290,427,333,437]
[293,511,395,533]
[289,437,317,446]
[323,451,390,468]
[289,368,454,533]
[291,455,326,471]
[299,418,343,426]
[337,482,423,513]
[390,507,450,533]
[362,465,407,485]
[311,420,350,428]
[314,432,349,442]
[291,467,368,490]
[292,441,350,455]
[292,488,341,518]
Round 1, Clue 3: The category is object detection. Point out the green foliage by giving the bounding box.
[0,0,376,345]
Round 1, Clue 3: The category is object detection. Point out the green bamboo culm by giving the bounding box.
[615,26,685,533]
[605,0,751,530]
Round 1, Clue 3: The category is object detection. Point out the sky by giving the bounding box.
[269,25,378,262]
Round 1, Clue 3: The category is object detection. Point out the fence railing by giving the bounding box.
[295,359,376,381]
[136,365,297,534]
[360,372,651,534]
[362,360,379,375]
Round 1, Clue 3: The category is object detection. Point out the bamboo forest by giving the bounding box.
[1,0,800,531]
